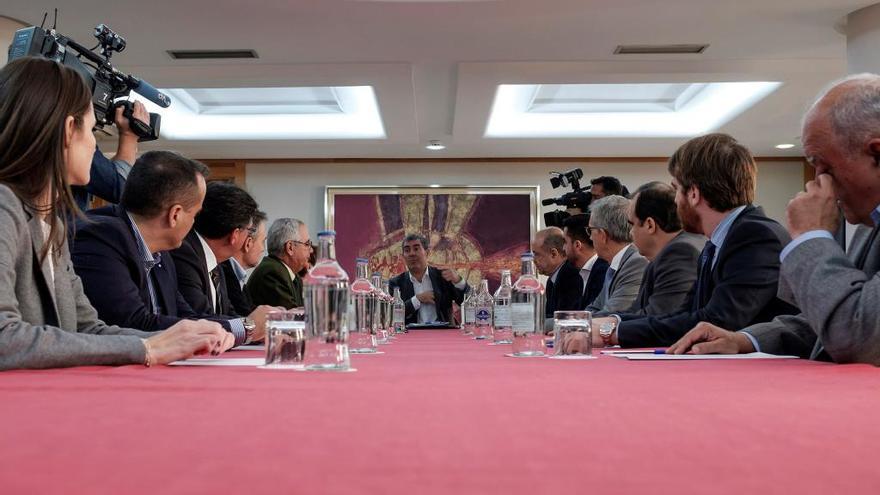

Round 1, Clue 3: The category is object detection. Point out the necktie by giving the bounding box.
[810,227,879,360]
[692,241,716,311]
[209,266,223,314]
[601,267,617,303]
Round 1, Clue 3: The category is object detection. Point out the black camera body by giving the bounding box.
[7,24,170,141]
[543,168,592,228]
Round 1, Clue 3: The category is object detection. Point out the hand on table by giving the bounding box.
[666,322,755,355]
[145,319,228,365]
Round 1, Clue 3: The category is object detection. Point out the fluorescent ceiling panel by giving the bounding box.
[485,82,782,138]
[133,86,385,140]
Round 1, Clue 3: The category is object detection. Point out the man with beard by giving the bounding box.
[574,133,797,350]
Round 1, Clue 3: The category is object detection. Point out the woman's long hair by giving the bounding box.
[0,57,93,261]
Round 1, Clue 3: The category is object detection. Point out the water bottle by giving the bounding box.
[392,287,406,334]
[382,280,396,340]
[372,272,389,344]
[350,258,378,353]
[461,286,476,336]
[493,269,513,344]
[473,279,494,340]
[303,230,351,370]
[511,252,545,356]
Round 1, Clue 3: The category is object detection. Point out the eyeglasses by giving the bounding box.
[291,239,313,248]
[586,227,603,236]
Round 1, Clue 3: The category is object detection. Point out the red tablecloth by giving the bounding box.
[1,330,879,494]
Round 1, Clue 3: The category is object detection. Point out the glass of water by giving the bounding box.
[265,310,306,368]
[553,310,592,356]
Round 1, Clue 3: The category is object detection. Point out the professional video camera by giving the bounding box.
[7,14,171,141]
[542,168,592,228]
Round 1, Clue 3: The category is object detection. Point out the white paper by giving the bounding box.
[546,354,597,360]
[231,345,264,351]
[169,357,264,366]
[621,352,799,361]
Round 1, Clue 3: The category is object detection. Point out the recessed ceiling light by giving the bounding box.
[775,143,796,149]
[426,140,446,150]
[132,86,385,140]
[429,184,441,188]
[485,82,782,138]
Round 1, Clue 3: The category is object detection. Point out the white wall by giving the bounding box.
[245,159,805,236]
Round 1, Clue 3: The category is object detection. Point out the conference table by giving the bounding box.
[2,330,878,494]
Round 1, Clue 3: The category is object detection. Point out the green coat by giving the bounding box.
[244,255,303,309]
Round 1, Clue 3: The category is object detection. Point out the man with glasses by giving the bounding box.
[585,195,649,314]
[246,218,312,309]
[221,211,268,315]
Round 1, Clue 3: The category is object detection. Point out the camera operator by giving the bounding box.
[590,176,629,200]
[73,101,149,210]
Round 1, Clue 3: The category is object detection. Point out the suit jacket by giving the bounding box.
[71,206,233,332]
[388,266,467,325]
[245,255,302,309]
[628,231,704,316]
[170,230,233,316]
[617,205,798,348]
[581,257,610,309]
[221,260,254,315]
[745,225,880,363]
[545,261,584,318]
[0,186,148,370]
[587,244,649,314]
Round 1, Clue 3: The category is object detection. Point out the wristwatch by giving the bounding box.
[243,318,257,344]
[598,321,616,347]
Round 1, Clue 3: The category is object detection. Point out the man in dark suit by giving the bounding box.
[562,214,609,309]
[220,210,267,315]
[388,234,468,325]
[669,75,880,365]
[586,134,798,349]
[71,151,263,346]
[246,218,311,309]
[623,181,704,316]
[532,227,583,319]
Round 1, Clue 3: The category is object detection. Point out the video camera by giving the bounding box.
[7,17,171,141]
[542,168,592,228]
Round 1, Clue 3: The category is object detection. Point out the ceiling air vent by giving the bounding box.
[167,49,259,60]
[614,44,708,55]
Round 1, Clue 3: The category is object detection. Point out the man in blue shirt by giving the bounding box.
[669,75,880,365]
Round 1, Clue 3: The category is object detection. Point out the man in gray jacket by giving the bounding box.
[669,74,880,365]
[586,195,649,314]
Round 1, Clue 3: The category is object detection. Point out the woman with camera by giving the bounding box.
[0,57,231,370]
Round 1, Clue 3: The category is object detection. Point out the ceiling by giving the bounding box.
[0,0,875,158]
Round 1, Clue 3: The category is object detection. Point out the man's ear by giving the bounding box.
[644,217,657,234]
[167,204,184,228]
[687,185,701,207]
[867,139,880,167]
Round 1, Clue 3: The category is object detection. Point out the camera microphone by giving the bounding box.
[541,198,558,206]
[128,77,172,108]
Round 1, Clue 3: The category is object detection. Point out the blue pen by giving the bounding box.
[654,349,667,354]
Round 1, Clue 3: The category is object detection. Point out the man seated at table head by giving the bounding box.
[669,74,880,365]
[246,218,311,309]
[622,181,704,316]
[71,150,266,346]
[584,196,649,314]
[583,133,798,351]
[221,210,267,315]
[388,234,468,325]
[533,227,583,320]
[562,213,610,309]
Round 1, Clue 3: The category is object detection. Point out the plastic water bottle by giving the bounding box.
[511,252,545,356]
[371,272,389,344]
[350,258,378,353]
[382,279,395,340]
[392,287,406,334]
[493,269,513,344]
[462,286,475,336]
[303,230,351,370]
[473,279,494,340]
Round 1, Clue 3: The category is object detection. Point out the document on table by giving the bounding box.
[169,358,264,366]
[230,345,264,351]
[610,352,798,361]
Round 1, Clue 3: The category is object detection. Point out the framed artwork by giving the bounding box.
[325,185,540,290]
